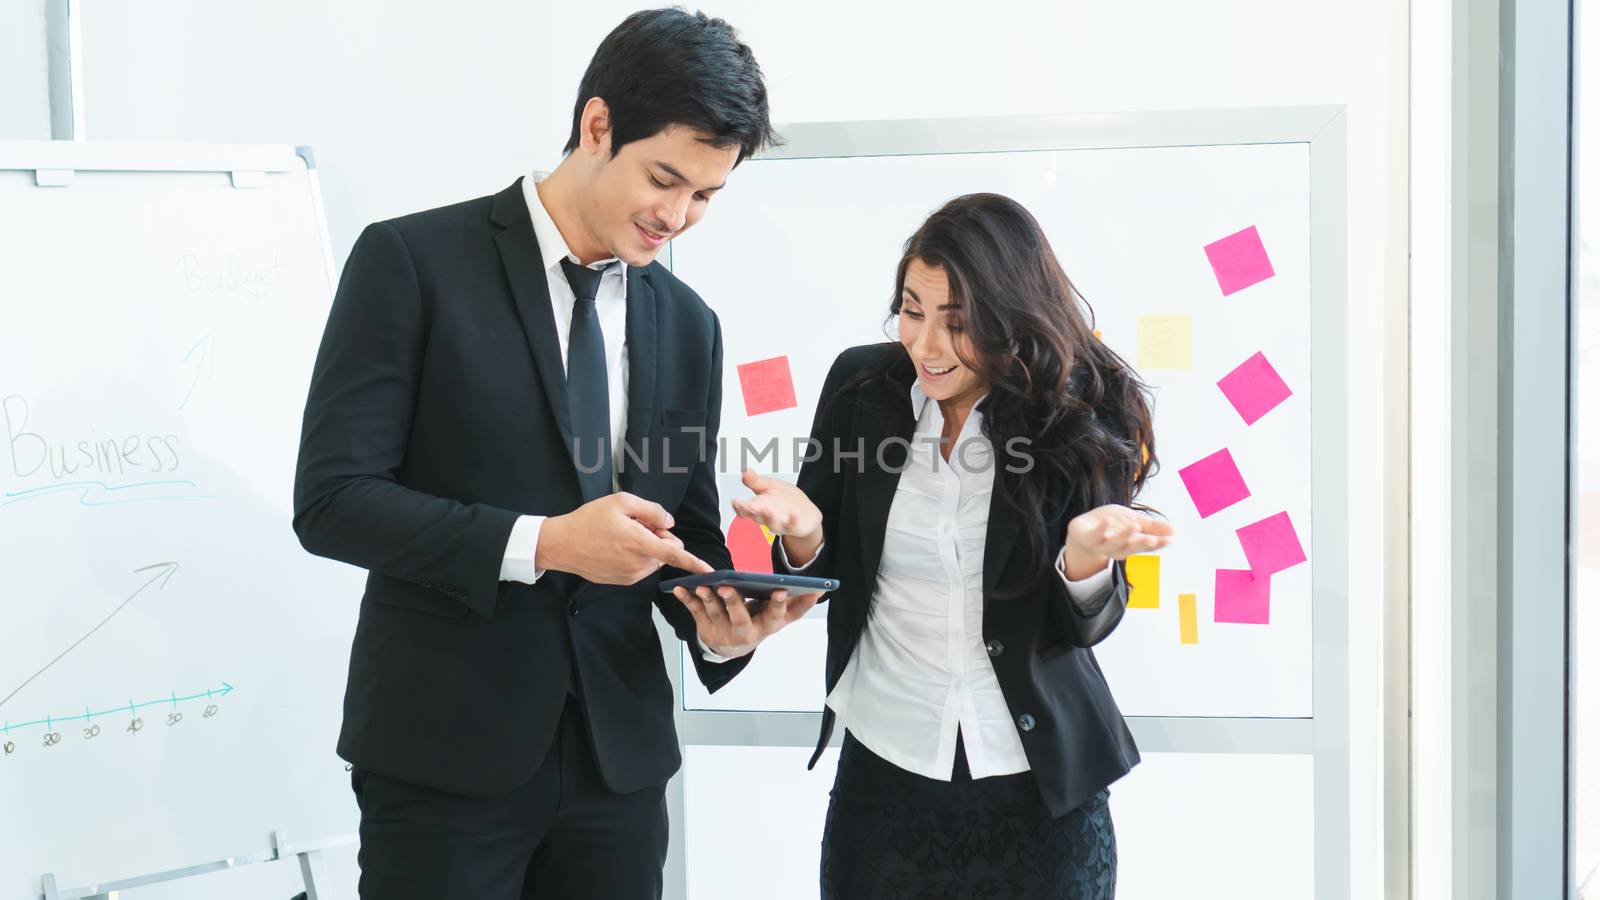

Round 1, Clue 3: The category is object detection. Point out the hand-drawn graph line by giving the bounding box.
[3,682,234,735]
[0,562,179,712]
[180,334,216,410]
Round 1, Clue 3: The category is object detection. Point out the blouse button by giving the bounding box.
[1017,713,1036,732]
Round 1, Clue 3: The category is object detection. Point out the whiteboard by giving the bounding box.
[673,140,1315,719]
[0,143,362,899]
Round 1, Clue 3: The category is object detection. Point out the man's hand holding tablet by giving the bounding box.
[668,469,835,659]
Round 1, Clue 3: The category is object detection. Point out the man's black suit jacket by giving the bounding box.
[293,178,748,799]
[780,342,1141,818]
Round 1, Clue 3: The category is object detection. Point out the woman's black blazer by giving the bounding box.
[777,342,1140,817]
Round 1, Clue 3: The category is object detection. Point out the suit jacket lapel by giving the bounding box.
[490,179,577,472]
[619,266,658,493]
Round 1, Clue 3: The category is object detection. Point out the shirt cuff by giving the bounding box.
[776,539,825,572]
[1056,546,1115,612]
[500,514,547,585]
[696,635,743,664]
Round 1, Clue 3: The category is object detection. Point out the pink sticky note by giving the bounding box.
[727,515,775,573]
[1217,351,1293,425]
[1204,226,1276,296]
[1178,449,1252,519]
[736,356,798,416]
[1236,511,1307,576]
[1214,568,1271,624]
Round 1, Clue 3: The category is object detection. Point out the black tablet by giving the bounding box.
[659,570,840,602]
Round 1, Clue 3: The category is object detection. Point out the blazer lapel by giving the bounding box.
[490,179,577,471]
[619,266,658,493]
[982,473,1022,595]
[854,380,915,588]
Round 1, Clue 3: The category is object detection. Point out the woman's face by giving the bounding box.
[898,259,987,412]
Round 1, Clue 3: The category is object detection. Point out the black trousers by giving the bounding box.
[821,731,1117,900]
[350,695,668,899]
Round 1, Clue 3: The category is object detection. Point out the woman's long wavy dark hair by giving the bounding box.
[850,193,1158,598]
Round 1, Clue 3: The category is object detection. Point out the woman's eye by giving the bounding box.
[902,310,924,320]
[649,176,669,189]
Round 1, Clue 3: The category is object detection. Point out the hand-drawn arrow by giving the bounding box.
[0,562,180,712]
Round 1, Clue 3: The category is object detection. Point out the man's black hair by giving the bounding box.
[563,8,780,165]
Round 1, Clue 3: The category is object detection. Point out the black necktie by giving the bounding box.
[560,259,614,503]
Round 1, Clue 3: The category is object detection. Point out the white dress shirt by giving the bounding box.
[499,171,629,586]
[497,172,728,664]
[782,381,1114,781]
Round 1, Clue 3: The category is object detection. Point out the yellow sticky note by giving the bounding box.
[760,524,776,544]
[1126,555,1160,609]
[1137,315,1193,370]
[1093,329,1103,340]
[1179,593,1199,644]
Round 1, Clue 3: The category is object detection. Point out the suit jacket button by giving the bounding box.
[569,600,580,617]
[985,639,1004,657]
[1017,713,1036,732]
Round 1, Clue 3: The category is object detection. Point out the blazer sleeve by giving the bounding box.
[770,350,857,583]
[652,312,752,691]
[1047,552,1131,648]
[292,222,521,618]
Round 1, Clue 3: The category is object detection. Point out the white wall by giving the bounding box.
[49,1,1401,897]
[0,0,51,138]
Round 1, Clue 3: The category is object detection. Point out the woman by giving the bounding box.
[683,193,1172,898]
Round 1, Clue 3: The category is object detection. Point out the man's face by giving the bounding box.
[578,120,740,268]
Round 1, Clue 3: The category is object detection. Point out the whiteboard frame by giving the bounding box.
[0,140,352,900]
[657,105,1350,900]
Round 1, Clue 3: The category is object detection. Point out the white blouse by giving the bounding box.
[785,381,1112,782]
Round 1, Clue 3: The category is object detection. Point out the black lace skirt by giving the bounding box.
[820,731,1117,900]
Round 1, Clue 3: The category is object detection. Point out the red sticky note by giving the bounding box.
[1178,449,1252,519]
[1217,351,1293,425]
[1204,226,1276,296]
[1214,568,1271,624]
[726,516,774,573]
[736,356,798,416]
[1236,511,1307,576]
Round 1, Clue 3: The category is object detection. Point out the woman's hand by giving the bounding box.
[730,469,825,567]
[1062,504,1175,580]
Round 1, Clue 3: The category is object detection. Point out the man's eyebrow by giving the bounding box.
[655,162,725,192]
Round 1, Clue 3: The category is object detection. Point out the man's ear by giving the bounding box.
[577,97,613,157]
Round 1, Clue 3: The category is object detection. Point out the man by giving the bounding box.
[292,10,812,898]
